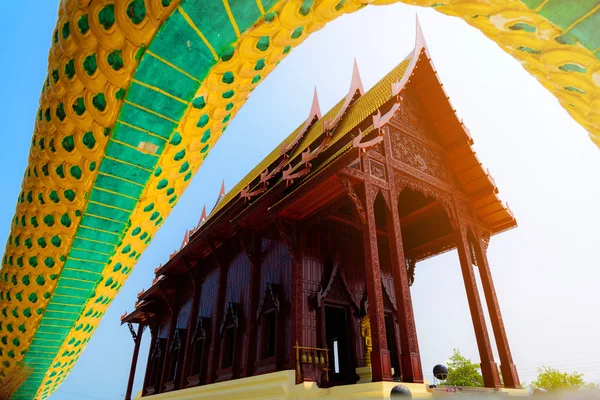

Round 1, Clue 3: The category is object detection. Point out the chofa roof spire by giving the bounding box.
[311,87,322,120]
[324,58,364,132]
[351,58,364,96]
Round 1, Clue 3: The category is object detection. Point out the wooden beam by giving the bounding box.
[328,215,389,237]
[405,232,456,261]
[400,200,443,227]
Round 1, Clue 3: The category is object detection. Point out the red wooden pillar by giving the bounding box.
[206,242,229,384]
[159,295,177,393]
[362,181,392,382]
[473,235,521,388]
[180,260,200,388]
[239,230,262,377]
[275,219,303,380]
[455,227,501,388]
[125,323,145,400]
[386,191,424,383]
[142,319,158,394]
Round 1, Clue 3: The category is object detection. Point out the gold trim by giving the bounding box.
[98,171,146,188]
[116,120,168,141]
[131,79,189,104]
[176,7,219,60]
[103,155,154,173]
[564,3,600,33]
[123,100,179,124]
[221,0,241,38]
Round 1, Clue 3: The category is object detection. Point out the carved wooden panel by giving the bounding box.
[390,88,439,147]
[370,159,386,181]
[390,127,450,182]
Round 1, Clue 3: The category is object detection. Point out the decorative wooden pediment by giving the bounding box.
[191,317,209,343]
[256,283,281,321]
[150,336,163,360]
[219,302,240,336]
[317,263,359,312]
[169,328,183,353]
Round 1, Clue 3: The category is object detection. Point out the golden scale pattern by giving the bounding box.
[0,0,180,396]
[27,0,371,398]
[0,0,597,398]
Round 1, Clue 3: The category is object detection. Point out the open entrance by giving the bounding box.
[325,305,353,384]
[384,313,400,380]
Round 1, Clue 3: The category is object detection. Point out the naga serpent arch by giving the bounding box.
[0,0,598,398]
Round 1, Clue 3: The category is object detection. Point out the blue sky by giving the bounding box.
[2,2,600,399]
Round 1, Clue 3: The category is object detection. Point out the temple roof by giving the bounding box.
[207,56,413,224]
[193,24,514,237]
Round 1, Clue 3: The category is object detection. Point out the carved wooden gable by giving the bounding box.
[389,88,453,184]
[256,283,281,321]
[219,302,240,335]
[192,317,209,343]
[317,264,359,312]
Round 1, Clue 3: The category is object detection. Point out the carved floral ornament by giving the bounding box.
[275,218,297,252]
[406,257,416,287]
[340,175,367,225]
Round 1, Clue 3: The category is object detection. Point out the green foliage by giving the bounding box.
[528,367,595,391]
[442,349,484,387]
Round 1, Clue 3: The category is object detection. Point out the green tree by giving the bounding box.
[528,367,591,392]
[442,349,484,387]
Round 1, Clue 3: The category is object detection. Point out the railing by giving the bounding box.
[294,341,330,383]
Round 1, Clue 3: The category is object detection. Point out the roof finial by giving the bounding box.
[351,58,365,95]
[414,13,427,50]
[219,179,226,200]
[311,87,322,120]
[209,180,226,215]
[324,59,365,131]
[180,229,190,250]
[199,205,207,226]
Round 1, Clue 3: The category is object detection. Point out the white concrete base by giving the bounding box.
[139,370,529,399]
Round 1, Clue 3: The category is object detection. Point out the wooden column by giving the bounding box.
[473,235,521,388]
[180,259,201,388]
[142,318,158,394]
[455,227,501,388]
[206,241,229,384]
[159,292,177,393]
[386,192,424,383]
[239,230,261,377]
[125,323,145,400]
[275,219,303,380]
[362,181,392,382]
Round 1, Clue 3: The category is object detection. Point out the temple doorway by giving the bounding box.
[384,313,400,380]
[325,305,353,384]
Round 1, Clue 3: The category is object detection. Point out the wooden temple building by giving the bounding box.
[121,24,523,399]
